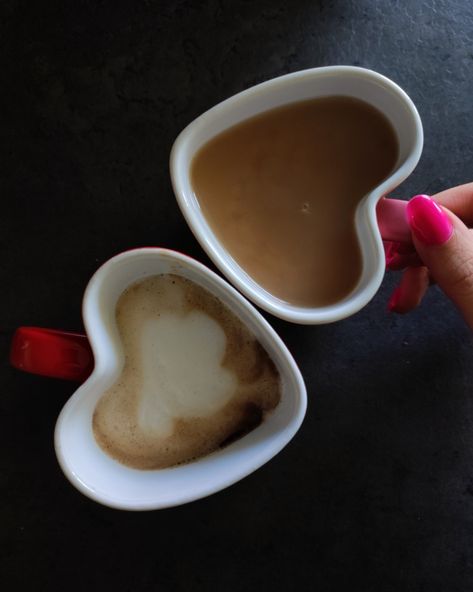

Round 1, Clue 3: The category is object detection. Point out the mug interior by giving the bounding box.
[171,66,423,323]
[54,249,306,510]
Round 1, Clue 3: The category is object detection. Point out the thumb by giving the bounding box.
[407,194,473,328]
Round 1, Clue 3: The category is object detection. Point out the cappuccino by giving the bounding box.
[93,274,281,469]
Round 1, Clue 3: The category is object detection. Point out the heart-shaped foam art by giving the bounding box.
[55,249,306,510]
[92,273,281,470]
[171,66,423,324]
[136,310,237,434]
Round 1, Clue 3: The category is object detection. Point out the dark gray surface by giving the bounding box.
[2,1,473,590]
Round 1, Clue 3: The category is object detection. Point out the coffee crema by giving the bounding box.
[191,96,399,307]
[93,274,281,470]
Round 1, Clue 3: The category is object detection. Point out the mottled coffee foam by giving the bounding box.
[93,274,281,469]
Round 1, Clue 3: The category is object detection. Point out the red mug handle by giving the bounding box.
[10,327,94,382]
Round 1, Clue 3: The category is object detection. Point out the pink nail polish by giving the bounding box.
[386,252,404,270]
[387,286,402,312]
[406,194,453,246]
[384,241,401,267]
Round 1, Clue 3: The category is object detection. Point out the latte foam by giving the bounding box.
[92,274,281,469]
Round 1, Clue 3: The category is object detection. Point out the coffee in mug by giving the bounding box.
[93,274,281,469]
[191,96,399,307]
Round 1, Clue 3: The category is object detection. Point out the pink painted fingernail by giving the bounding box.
[387,286,402,312]
[384,241,401,267]
[406,194,453,246]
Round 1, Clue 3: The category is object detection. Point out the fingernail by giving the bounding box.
[384,241,423,270]
[386,252,403,270]
[387,286,402,312]
[384,241,401,267]
[406,194,453,246]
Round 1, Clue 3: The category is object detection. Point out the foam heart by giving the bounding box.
[138,311,237,437]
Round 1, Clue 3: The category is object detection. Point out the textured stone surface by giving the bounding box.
[2,1,473,590]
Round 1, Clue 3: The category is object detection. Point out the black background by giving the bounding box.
[2,1,473,590]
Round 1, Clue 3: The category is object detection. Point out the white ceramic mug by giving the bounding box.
[171,66,423,324]
[11,249,307,510]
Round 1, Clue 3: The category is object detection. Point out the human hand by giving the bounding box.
[386,183,473,328]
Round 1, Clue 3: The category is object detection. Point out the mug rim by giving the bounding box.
[54,247,307,510]
[170,65,424,324]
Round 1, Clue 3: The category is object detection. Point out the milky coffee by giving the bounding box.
[93,274,281,469]
[191,96,399,307]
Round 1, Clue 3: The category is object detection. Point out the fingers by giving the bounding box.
[385,185,473,326]
[384,241,423,270]
[432,182,473,226]
[406,195,473,328]
[387,266,430,314]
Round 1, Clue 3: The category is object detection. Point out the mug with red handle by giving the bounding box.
[10,248,307,511]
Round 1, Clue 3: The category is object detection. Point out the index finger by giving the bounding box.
[433,182,473,226]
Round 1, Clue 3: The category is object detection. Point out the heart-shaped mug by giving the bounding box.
[171,66,423,323]
[10,249,307,510]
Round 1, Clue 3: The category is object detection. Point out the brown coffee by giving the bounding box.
[191,96,399,307]
[93,274,280,470]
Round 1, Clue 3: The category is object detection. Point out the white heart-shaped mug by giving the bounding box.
[170,66,423,323]
[12,249,307,510]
